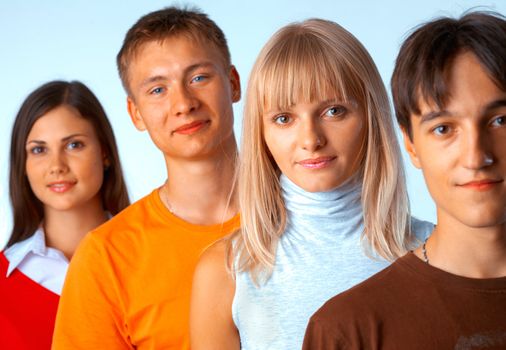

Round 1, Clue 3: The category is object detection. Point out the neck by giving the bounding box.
[161,138,238,225]
[415,215,506,278]
[44,196,107,260]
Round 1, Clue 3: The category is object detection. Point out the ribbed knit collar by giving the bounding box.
[281,174,362,218]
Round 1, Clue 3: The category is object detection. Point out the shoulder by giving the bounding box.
[191,239,237,343]
[192,238,236,314]
[98,191,156,229]
[194,239,233,289]
[85,190,159,245]
[311,259,406,327]
[410,216,434,242]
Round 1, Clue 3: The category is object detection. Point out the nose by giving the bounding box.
[299,118,326,152]
[461,127,494,169]
[49,150,69,175]
[170,83,199,117]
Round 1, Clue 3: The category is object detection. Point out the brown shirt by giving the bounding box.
[303,253,506,350]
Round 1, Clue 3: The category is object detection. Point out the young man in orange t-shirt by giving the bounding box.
[52,7,241,349]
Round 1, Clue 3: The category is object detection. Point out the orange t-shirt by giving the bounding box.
[52,189,239,350]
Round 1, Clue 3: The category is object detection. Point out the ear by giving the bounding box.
[401,128,421,169]
[102,151,111,169]
[229,65,241,103]
[127,96,147,131]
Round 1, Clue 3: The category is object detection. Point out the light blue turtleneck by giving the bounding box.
[232,174,433,350]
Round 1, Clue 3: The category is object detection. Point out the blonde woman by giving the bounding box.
[190,19,433,349]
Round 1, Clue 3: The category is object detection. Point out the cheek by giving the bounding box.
[334,119,366,162]
[76,152,105,191]
[263,130,289,167]
[25,158,43,186]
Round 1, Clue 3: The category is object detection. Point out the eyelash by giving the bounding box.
[150,87,165,95]
[324,105,347,118]
[491,115,505,127]
[30,146,46,155]
[273,114,291,125]
[67,141,84,150]
[28,141,84,155]
[431,124,452,136]
[191,75,208,83]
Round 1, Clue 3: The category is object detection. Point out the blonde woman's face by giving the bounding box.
[263,98,366,192]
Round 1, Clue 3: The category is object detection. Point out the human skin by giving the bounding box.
[126,36,240,162]
[405,51,506,278]
[25,105,104,214]
[263,98,365,192]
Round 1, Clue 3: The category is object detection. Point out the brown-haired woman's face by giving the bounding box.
[25,105,105,213]
[263,98,365,192]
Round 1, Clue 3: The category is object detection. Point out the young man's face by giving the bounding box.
[404,51,506,229]
[126,35,240,161]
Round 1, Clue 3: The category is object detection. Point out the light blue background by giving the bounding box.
[1,0,505,248]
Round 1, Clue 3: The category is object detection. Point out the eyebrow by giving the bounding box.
[419,110,449,124]
[26,133,88,145]
[419,98,506,125]
[139,62,217,88]
[482,98,506,114]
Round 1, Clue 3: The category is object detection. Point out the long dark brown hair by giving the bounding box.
[7,80,130,247]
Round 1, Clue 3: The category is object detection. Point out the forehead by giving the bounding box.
[412,52,505,122]
[28,105,93,138]
[130,35,225,72]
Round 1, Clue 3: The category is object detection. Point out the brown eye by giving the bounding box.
[67,141,84,150]
[30,146,45,154]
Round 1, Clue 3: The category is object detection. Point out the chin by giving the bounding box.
[457,212,506,229]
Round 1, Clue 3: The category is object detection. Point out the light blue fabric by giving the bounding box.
[232,174,433,350]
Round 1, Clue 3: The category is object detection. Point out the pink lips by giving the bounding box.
[458,179,503,191]
[297,156,336,169]
[173,120,210,135]
[47,181,76,193]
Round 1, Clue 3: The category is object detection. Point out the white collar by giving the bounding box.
[4,228,67,277]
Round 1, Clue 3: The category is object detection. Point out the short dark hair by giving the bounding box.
[8,80,130,247]
[117,6,231,96]
[391,11,506,138]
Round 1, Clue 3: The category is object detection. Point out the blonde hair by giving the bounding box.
[230,18,412,283]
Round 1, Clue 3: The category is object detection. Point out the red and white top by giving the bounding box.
[0,229,67,349]
[3,228,69,295]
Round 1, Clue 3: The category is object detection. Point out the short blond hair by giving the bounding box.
[116,6,231,96]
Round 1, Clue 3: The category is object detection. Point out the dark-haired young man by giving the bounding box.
[303,12,506,349]
[52,7,241,349]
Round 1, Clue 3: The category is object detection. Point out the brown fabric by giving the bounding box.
[303,252,506,350]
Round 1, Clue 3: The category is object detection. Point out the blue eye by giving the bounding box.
[274,114,291,124]
[432,125,450,136]
[191,75,207,83]
[150,87,165,95]
[491,115,505,127]
[325,106,346,118]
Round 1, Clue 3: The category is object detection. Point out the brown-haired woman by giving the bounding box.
[0,80,129,349]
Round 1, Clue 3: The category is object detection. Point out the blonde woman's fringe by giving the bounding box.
[229,18,413,285]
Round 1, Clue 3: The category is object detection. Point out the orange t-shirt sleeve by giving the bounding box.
[52,232,131,350]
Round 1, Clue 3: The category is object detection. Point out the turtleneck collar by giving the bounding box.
[280,173,362,219]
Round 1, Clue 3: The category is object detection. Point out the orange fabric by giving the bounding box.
[52,189,239,350]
